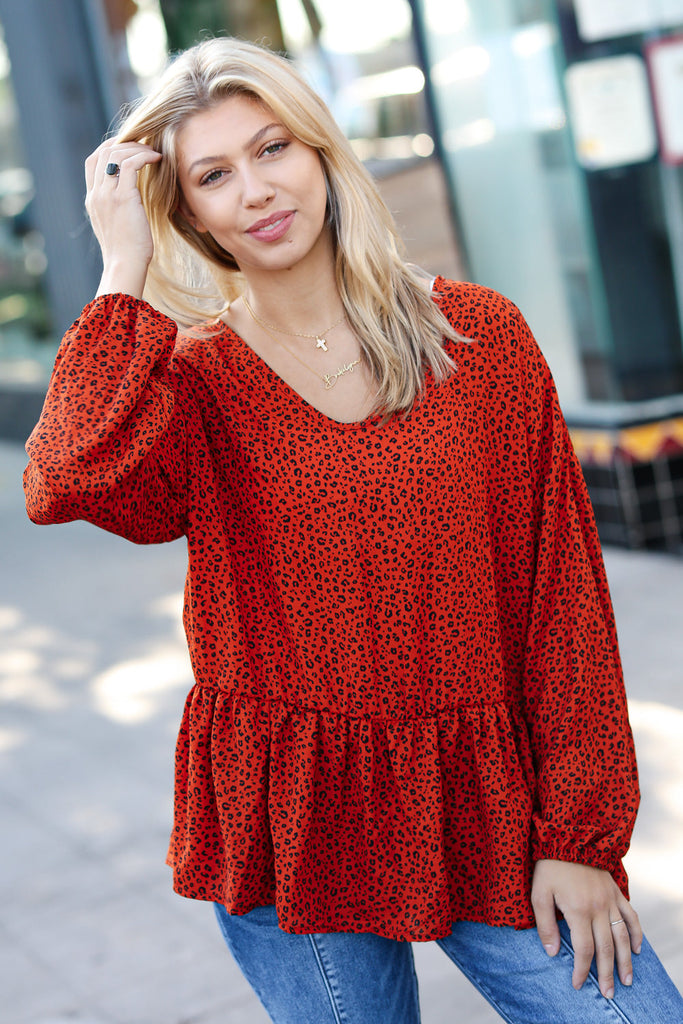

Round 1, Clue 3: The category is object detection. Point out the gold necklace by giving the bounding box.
[242,294,345,352]
[243,296,360,390]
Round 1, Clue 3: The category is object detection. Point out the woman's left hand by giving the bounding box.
[531,859,643,999]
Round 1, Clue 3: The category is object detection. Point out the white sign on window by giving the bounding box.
[573,0,683,42]
[647,36,683,163]
[565,55,657,169]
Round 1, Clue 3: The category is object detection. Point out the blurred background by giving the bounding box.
[0,2,682,1023]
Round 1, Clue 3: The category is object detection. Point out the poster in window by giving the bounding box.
[573,0,683,42]
[565,55,657,169]
[646,35,683,164]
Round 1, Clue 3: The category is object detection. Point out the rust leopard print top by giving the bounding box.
[24,277,639,941]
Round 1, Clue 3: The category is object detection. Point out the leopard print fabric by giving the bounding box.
[24,278,639,941]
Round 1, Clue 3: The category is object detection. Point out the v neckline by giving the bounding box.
[216,275,443,431]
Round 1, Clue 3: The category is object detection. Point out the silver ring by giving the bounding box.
[105,162,120,177]
[610,919,625,927]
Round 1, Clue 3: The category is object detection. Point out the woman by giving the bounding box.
[24,37,683,1024]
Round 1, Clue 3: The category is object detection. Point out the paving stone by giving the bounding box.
[0,926,88,1024]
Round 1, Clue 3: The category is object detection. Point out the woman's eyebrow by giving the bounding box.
[187,122,285,174]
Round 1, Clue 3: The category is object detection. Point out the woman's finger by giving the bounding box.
[114,148,163,182]
[610,916,634,988]
[566,915,595,991]
[96,145,160,182]
[612,900,642,985]
[92,151,162,202]
[531,884,561,957]
[86,140,161,191]
[591,916,617,998]
[85,139,112,191]
[622,898,643,955]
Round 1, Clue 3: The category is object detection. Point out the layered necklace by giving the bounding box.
[242,295,361,391]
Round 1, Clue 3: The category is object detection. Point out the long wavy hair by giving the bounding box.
[114,37,459,415]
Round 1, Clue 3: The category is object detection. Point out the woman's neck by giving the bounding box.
[240,236,343,332]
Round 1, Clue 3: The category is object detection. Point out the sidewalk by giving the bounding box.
[1,438,682,1024]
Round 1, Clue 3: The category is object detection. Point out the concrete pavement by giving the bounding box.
[1,438,682,1024]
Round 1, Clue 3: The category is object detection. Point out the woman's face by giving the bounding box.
[176,94,330,278]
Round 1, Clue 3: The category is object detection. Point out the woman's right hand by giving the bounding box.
[85,139,163,299]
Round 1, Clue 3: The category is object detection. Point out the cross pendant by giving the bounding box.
[315,336,328,351]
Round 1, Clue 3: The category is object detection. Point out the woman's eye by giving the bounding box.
[262,141,288,157]
[200,169,224,186]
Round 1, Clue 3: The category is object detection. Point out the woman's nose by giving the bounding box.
[241,168,274,207]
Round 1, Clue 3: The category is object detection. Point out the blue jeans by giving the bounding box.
[213,904,683,1023]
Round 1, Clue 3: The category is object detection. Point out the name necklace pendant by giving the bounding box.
[322,362,361,389]
[243,296,361,390]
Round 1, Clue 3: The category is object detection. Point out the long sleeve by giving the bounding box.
[514,310,639,886]
[24,293,191,544]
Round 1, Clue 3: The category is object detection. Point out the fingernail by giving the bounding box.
[625,973,633,986]
[635,944,642,955]
[605,987,614,999]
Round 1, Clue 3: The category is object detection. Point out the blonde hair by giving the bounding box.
[115,37,459,415]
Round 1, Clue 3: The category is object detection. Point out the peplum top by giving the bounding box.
[23,277,639,941]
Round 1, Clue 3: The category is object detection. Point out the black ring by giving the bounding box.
[105,162,120,177]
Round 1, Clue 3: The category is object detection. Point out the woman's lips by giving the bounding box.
[246,211,295,242]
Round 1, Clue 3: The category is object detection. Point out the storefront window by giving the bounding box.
[276,0,463,279]
[277,0,427,164]
[0,24,53,386]
[416,0,683,404]
[415,0,596,403]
